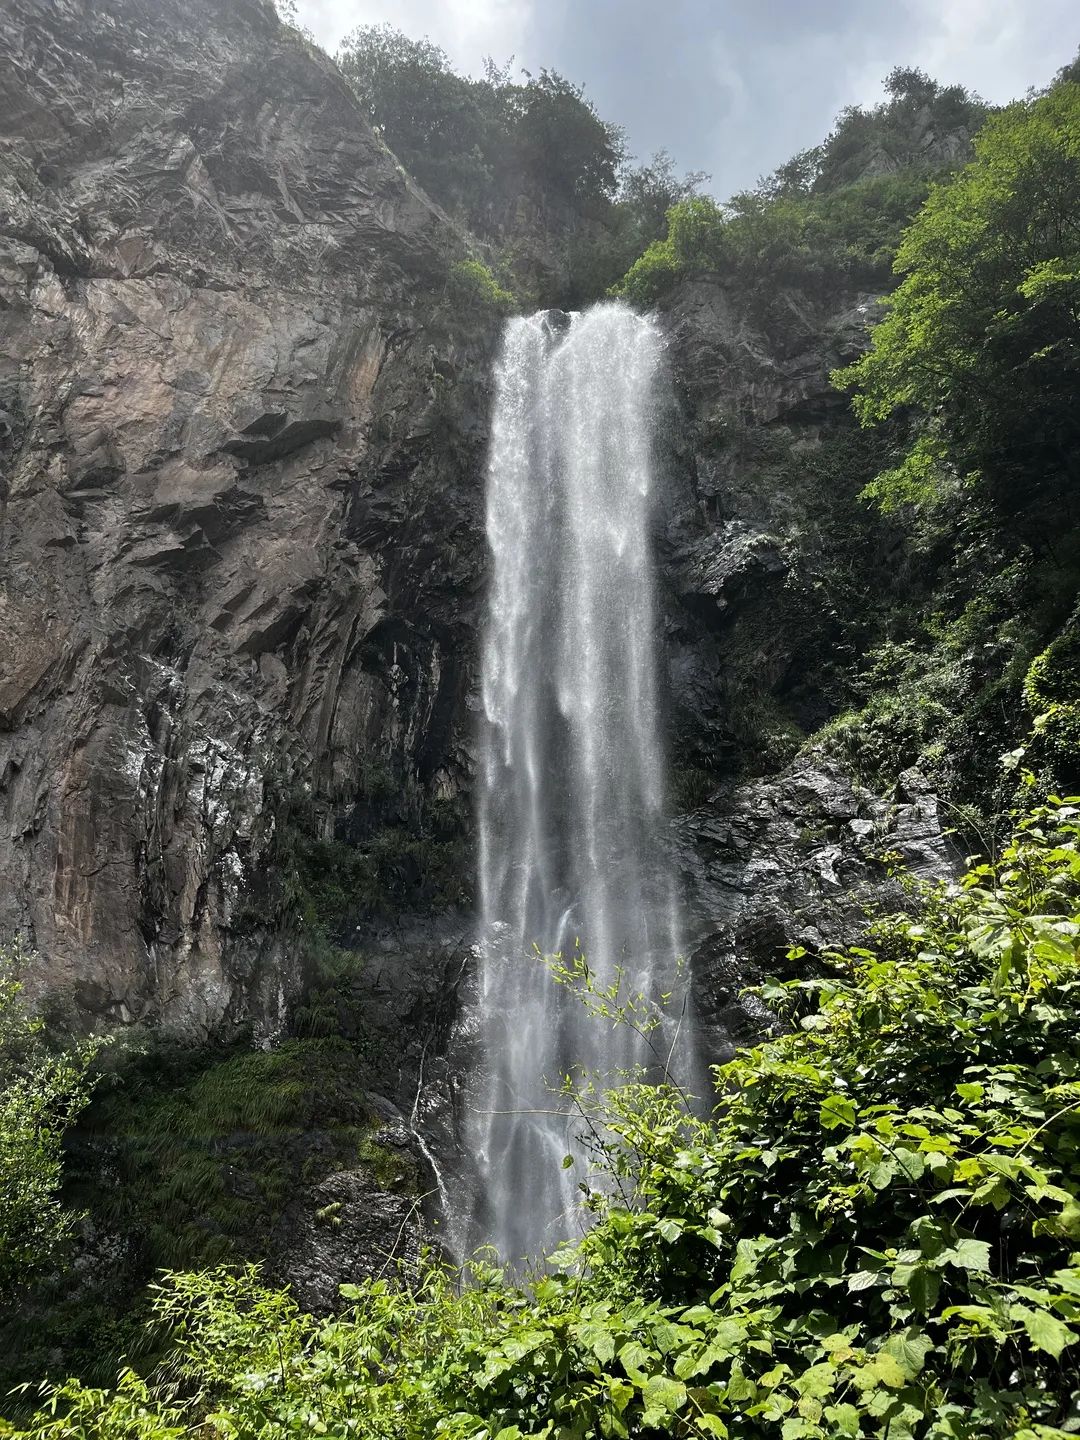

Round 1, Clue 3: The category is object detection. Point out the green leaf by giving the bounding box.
[574,1322,616,1366]
[893,1146,926,1181]
[618,1341,650,1379]
[696,1418,728,1438]
[885,1329,933,1377]
[820,1095,857,1130]
[941,1238,992,1273]
[643,1376,687,1414]
[847,1268,881,1292]
[794,1363,836,1400]
[1012,1304,1077,1359]
[823,1403,861,1437]
[608,1379,635,1413]
[866,1352,907,1389]
[907,1266,941,1315]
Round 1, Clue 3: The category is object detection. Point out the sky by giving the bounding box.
[292,0,1078,198]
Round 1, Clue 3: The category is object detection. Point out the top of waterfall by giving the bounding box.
[537,308,575,336]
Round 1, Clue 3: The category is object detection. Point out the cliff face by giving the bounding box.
[0,0,495,1033]
[0,0,959,1342]
[0,0,951,1060]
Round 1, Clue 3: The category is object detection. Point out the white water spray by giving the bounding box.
[470,301,688,1262]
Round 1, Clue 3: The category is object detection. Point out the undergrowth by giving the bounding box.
[10,783,1080,1438]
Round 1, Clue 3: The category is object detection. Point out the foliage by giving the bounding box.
[0,942,96,1305]
[12,795,1080,1437]
[1024,621,1080,791]
[333,25,709,305]
[808,67,986,195]
[64,1037,395,1274]
[274,761,472,942]
[448,259,516,313]
[834,83,1080,531]
[335,26,623,227]
[614,172,940,306]
[619,151,711,251]
[808,562,1033,804]
[757,67,985,200]
[613,66,986,307]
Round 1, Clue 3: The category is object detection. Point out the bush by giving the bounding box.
[0,943,96,1306]
[447,258,515,313]
[1024,624,1080,790]
[12,787,1080,1437]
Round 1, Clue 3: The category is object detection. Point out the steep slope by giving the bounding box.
[0,0,495,1034]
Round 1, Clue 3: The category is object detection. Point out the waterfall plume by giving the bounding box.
[469,301,690,1262]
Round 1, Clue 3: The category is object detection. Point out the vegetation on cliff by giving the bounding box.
[813,75,1080,818]
[8,777,1080,1437]
[836,82,1080,529]
[615,67,986,305]
[0,946,96,1309]
[333,23,705,305]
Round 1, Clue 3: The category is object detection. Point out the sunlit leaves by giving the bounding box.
[835,82,1080,521]
[12,796,1080,1437]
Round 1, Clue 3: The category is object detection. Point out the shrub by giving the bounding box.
[0,943,97,1305]
[447,258,515,313]
[12,788,1080,1437]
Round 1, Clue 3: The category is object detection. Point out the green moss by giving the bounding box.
[70,1038,375,1269]
[356,1134,420,1192]
[0,1033,398,1397]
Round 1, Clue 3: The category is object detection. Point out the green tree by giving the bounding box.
[335,24,500,218]
[835,83,1080,529]
[0,943,97,1303]
[11,786,1080,1437]
[334,27,624,229]
[619,149,709,247]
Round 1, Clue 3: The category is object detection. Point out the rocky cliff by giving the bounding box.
[0,0,497,1036]
[0,0,956,1079]
[0,0,953,1345]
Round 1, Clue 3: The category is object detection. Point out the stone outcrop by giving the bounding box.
[0,0,495,1033]
[680,756,953,1056]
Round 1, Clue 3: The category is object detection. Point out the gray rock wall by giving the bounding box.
[0,0,952,1050]
[0,0,493,1032]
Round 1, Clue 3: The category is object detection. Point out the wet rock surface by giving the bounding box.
[272,1126,426,1313]
[0,0,493,1034]
[679,755,954,1058]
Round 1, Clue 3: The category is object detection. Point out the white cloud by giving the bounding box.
[849,0,1075,108]
[294,0,535,73]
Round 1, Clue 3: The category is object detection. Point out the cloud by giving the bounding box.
[291,0,1078,195]
[297,0,535,74]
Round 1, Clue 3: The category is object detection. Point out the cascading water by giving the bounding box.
[470,300,689,1263]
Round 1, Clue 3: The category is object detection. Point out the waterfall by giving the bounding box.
[470,301,687,1263]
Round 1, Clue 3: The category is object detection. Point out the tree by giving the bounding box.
[335,24,500,218]
[834,83,1080,530]
[619,149,709,247]
[503,68,625,213]
[0,942,97,1303]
